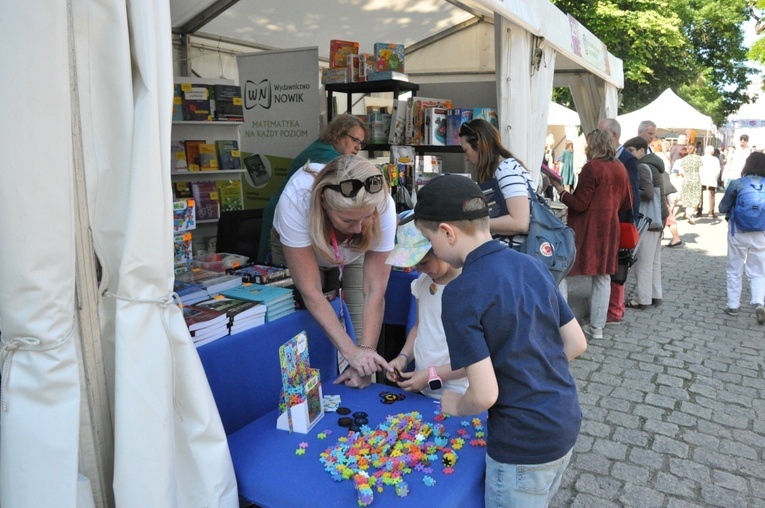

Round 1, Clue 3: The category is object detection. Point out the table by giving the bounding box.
[228,383,487,508]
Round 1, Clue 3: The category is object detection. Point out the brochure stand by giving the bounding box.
[276,331,324,433]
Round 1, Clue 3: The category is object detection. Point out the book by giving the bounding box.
[472,107,498,128]
[173,232,194,269]
[199,143,219,171]
[227,264,290,284]
[183,304,228,332]
[374,42,405,73]
[405,97,452,145]
[479,178,509,219]
[173,181,193,199]
[329,39,359,68]
[215,140,242,170]
[388,99,408,145]
[358,53,376,82]
[173,198,196,232]
[541,163,563,184]
[176,268,242,296]
[184,140,206,172]
[172,84,184,122]
[216,180,243,211]
[212,84,244,121]
[424,107,448,145]
[193,296,266,324]
[173,281,209,306]
[171,142,188,172]
[190,321,229,345]
[266,305,296,322]
[229,315,265,335]
[191,181,220,221]
[221,283,294,306]
[446,108,473,145]
[181,83,212,121]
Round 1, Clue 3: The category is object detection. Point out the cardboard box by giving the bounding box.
[329,39,359,68]
[374,42,405,72]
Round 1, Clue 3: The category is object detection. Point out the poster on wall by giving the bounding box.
[237,47,320,209]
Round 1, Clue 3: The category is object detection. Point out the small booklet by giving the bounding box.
[479,178,509,218]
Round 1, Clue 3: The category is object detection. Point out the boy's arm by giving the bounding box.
[560,317,587,361]
[440,357,498,417]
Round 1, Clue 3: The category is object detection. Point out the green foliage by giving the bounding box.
[551,0,752,125]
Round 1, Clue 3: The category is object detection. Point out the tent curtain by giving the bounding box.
[1,0,237,506]
[495,15,557,186]
[0,2,82,506]
[563,74,620,135]
[73,0,238,506]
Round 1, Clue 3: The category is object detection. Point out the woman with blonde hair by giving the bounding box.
[551,129,632,339]
[272,155,396,388]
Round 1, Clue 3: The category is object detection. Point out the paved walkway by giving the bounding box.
[556,216,765,507]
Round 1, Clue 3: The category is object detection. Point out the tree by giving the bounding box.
[551,0,752,125]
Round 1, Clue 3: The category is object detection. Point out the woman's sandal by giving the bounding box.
[668,240,683,248]
[626,300,650,310]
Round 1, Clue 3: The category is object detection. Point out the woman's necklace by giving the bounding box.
[330,229,352,330]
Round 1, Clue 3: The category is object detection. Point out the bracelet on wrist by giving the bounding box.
[397,352,410,364]
[358,344,377,353]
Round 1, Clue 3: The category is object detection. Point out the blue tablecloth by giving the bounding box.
[228,383,487,508]
[197,299,353,435]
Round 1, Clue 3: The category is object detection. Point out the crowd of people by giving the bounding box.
[260,112,764,507]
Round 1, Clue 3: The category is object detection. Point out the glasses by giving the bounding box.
[343,132,366,149]
[326,174,384,198]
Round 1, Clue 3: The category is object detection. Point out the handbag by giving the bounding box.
[643,188,663,229]
[619,222,640,250]
[662,171,677,195]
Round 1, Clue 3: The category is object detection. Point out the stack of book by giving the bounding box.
[183,305,229,347]
[227,263,291,284]
[173,281,209,305]
[175,268,243,297]
[192,296,267,335]
[220,283,296,322]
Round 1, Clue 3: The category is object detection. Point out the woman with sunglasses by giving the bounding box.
[272,155,396,388]
[459,119,532,249]
[258,114,368,262]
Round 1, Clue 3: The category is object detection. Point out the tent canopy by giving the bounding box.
[616,88,715,142]
[548,102,580,126]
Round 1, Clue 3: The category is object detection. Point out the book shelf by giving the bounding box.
[173,77,245,252]
[324,78,464,156]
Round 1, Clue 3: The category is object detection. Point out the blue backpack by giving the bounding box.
[732,176,765,234]
[518,181,576,284]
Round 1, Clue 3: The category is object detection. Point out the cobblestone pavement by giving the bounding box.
[557,216,765,507]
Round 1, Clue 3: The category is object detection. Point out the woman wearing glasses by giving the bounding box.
[258,114,368,262]
[272,155,396,388]
[459,119,532,249]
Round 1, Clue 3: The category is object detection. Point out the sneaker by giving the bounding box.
[724,307,739,316]
[582,323,604,339]
[757,306,765,325]
[605,319,622,326]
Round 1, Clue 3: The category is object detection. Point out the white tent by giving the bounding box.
[549,102,581,126]
[616,88,716,142]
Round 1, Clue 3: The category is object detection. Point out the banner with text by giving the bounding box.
[237,47,320,209]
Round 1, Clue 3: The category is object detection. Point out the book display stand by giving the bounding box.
[276,331,324,433]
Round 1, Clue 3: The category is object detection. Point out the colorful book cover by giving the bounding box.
[172,84,184,122]
[181,83,212,121]
[182,304,228,332]
[424,107,448,145]
[358,53,376,82]
[171,141,189,172]
[221,283,294,305]
[446,108,473,146]
[193,296,265,323]
[184,140,205,172]
[472,107,498,128]
[374,42,405,73]
[173,181,193,199]
[329,39,359,68]
[408,97,451,145]
[191,181,220,221]
[216,179,243,212]
[227,264,290,284]
[199,143,219,171]
[173,232,193,270]
[215,140,242,170]
[173,281,209,305]
[173,198,196,232]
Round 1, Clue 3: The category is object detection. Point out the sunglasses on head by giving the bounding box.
[326,174,384,198]
[459,122,477,138]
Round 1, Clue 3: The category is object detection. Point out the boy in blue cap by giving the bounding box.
[413,174,587,507]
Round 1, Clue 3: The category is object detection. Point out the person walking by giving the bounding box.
[718,151,765,325]
[700,145,722,218]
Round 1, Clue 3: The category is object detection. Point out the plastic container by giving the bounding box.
[193,252,249,272]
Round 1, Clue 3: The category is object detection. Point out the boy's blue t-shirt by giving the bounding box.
[441,240,581,465]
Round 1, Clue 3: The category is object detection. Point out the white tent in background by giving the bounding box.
[548,102,581,126]
[616,88,716,142]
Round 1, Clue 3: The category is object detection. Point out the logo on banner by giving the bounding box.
[244,79,311,110]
